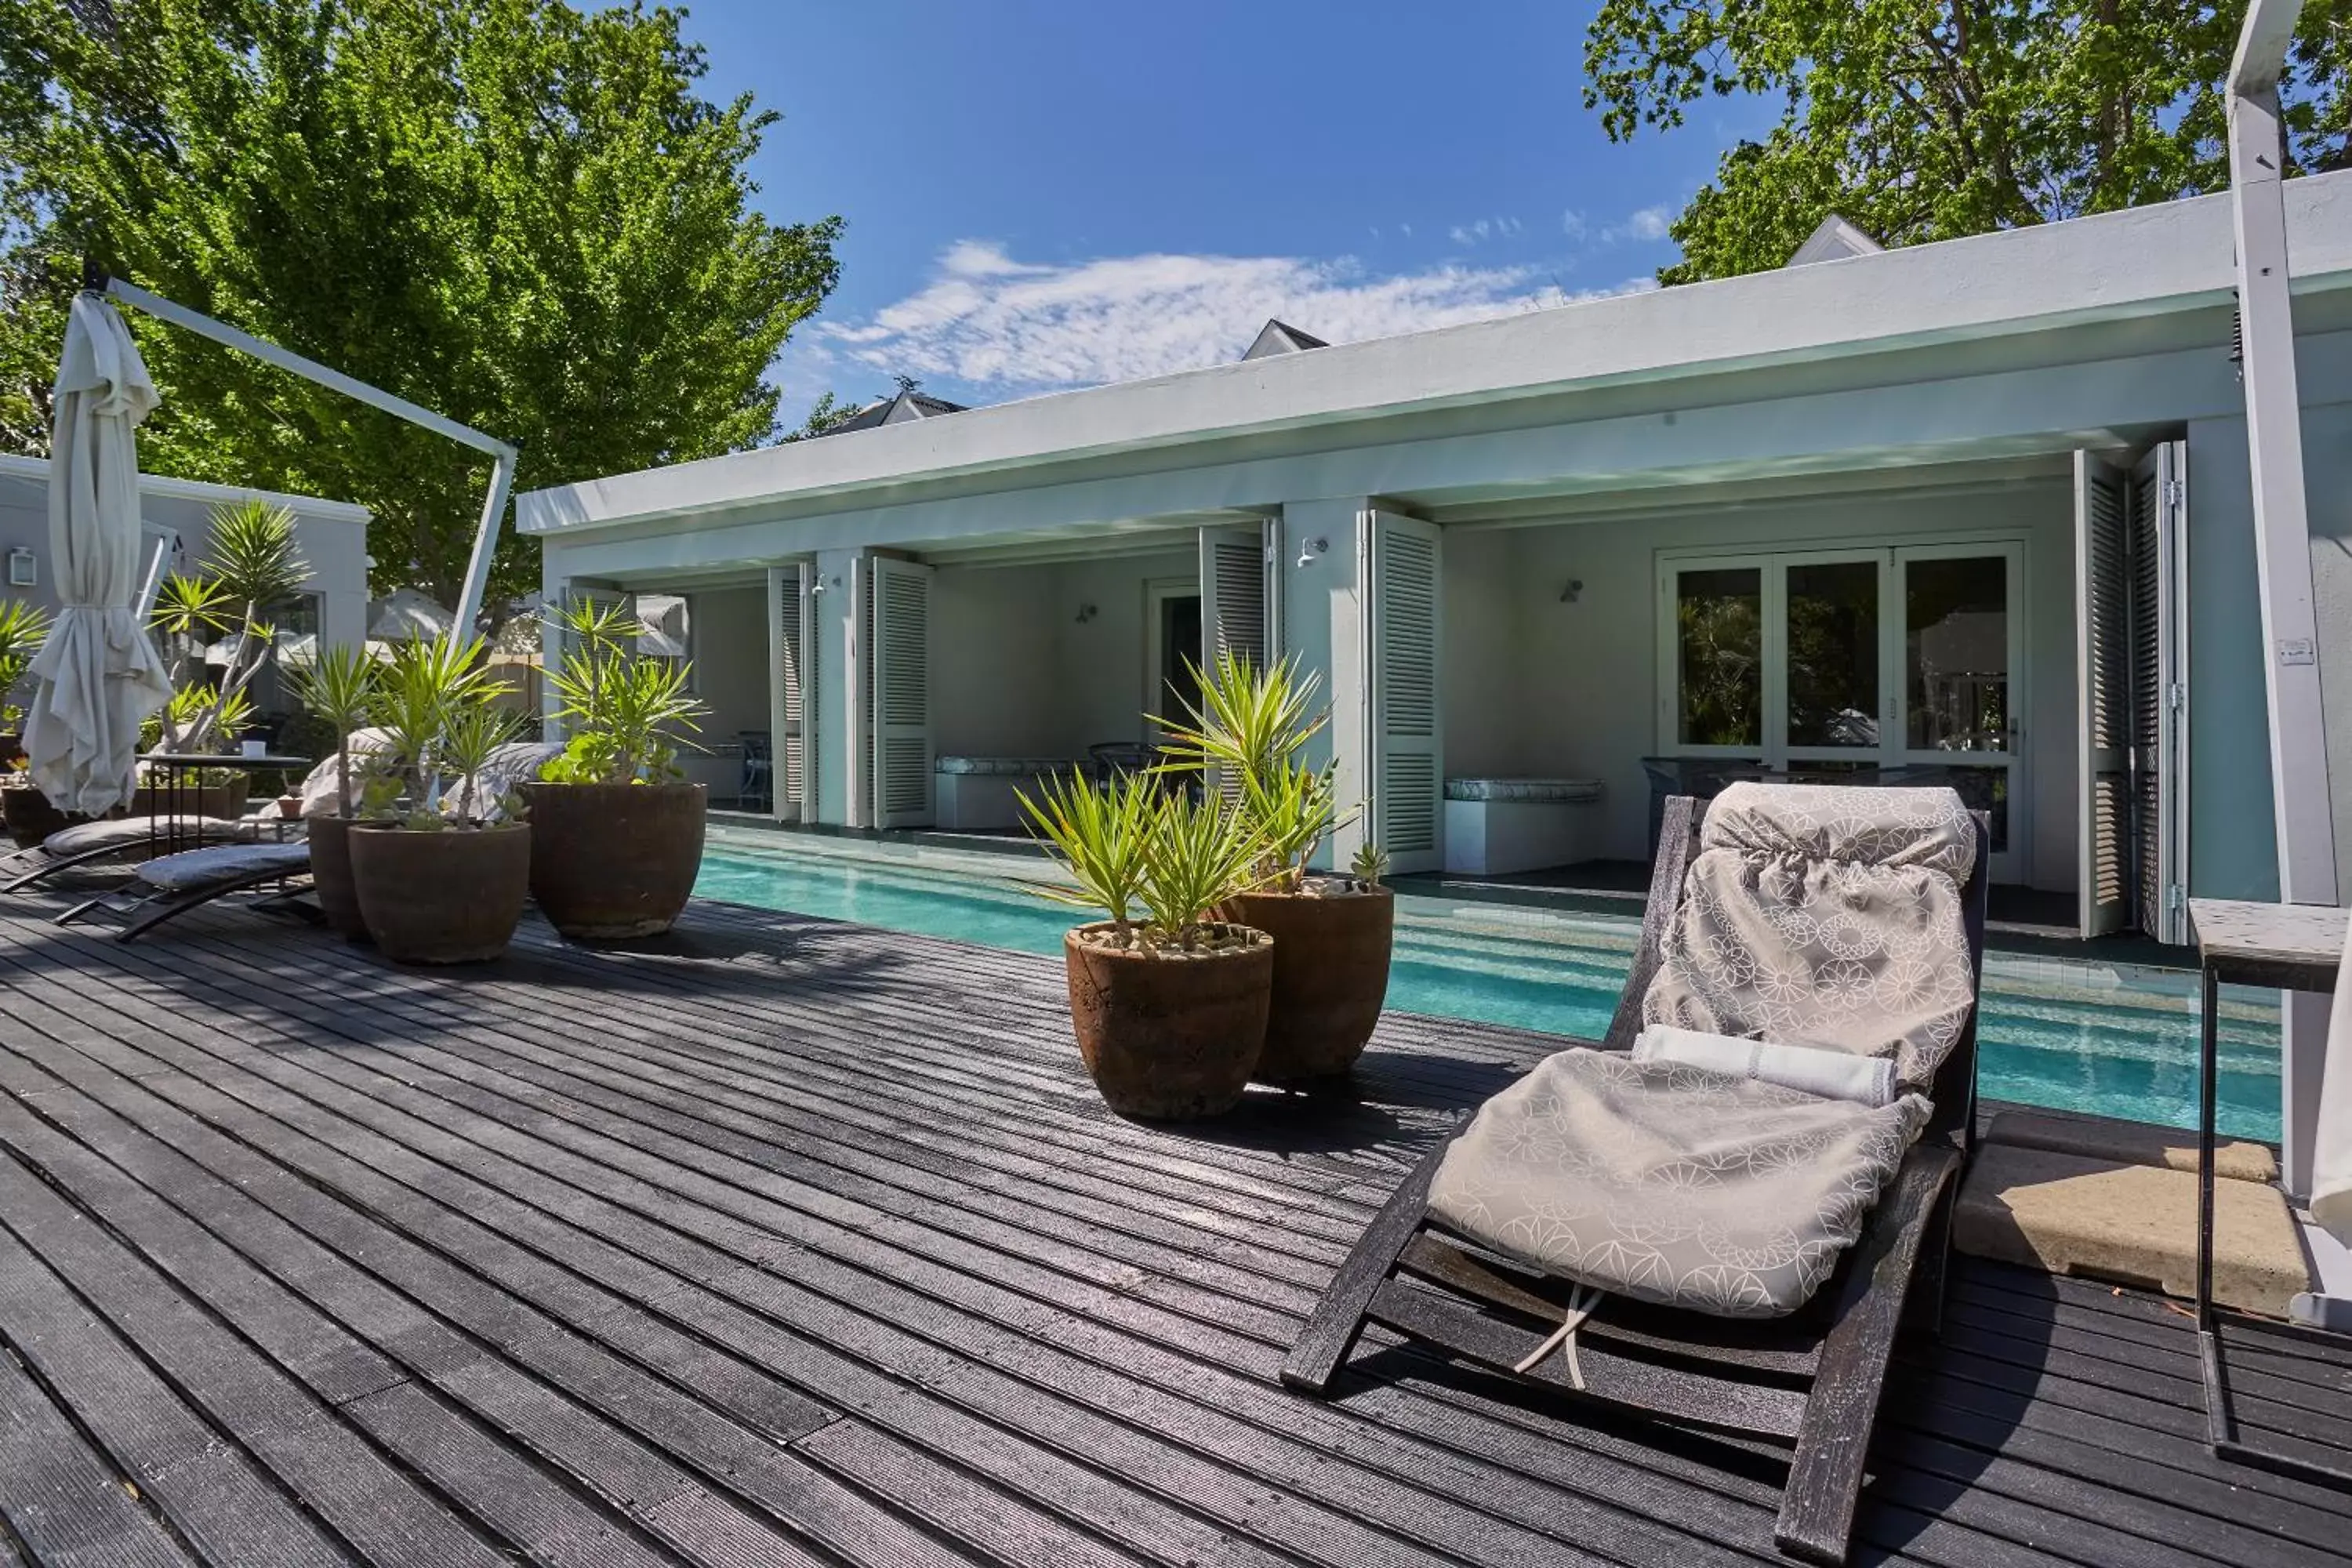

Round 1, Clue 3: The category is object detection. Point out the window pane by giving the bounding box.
[1786,561,1878,748]
[1907,556,2009,751]
[1675,568,1761,746]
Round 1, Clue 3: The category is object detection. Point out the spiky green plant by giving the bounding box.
[288,644,383,816]
[1018,770,1151,941]
[146,500,309,753]
[0,599,51,726]
[366,636,510,827]
[1020,772,1268,952]
[1156,650,1359,891]
[437,702,528,826]
[539,594,706,784]
[1131,789,1267,950]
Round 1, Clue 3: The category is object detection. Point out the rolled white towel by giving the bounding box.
[1632,1025,1899,1109]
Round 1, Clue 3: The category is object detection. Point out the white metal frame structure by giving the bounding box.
[2227,0,2339,1199]
[91,270,519,642]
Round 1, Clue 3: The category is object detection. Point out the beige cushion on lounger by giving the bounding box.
[133,841,310,892]
[1642,782,1977,1091]
[44,815,258,855]
[1429,1049,1930,1317]
[298,728,395,818]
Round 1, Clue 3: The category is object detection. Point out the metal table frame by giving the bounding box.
[2191,897,2352,1489]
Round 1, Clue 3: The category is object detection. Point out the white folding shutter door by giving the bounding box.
[1200,525,1268,671]
[1371,513,1443,874]
[778,565,809,818]
[2075,452,2132,937]
[868,557,934,829]
[2131,441,2191,944]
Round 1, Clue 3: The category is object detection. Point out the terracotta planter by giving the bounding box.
[516,781,706,939]
[349,822,532,964]
[1221,884,1396,1080]
[2,786,83,848]
[307,814,368,939]
[1062,920,1272,1119]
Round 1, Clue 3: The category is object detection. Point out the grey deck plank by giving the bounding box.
[0,887,2343,1567]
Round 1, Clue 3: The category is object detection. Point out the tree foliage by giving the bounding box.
[0,0,841,615]
[1583,1,2352,282]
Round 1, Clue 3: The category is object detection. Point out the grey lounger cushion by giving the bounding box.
[133,841,311,892]
[43,815,258,855]
[1428,1048,1929,1317]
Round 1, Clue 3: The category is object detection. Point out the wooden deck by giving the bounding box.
[1,884,2348,1568]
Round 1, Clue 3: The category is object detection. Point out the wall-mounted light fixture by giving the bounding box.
[1074,603,1098,624]
[1558,579,1584,604]
[1295,535,1329,569]
[6,548,34,588]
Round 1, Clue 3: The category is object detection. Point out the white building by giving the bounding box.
[518,172,2352,943]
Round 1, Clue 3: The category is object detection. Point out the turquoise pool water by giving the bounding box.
[696,833,2284,1142]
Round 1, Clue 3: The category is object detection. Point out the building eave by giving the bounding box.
[519,173,2352,539]
[0,453,372,525]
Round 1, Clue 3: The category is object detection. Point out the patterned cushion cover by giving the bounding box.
[1644,782,1977,1089]
[134,841,311,892]
[1443,778,1602,804]
[935,756,1073,778]
[1428,1048,1929,1317]
[1427,782,1978,1318]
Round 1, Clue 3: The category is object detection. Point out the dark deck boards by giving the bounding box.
[0,884,2344,1568]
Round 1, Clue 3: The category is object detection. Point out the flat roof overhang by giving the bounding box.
[520,174,2352,542]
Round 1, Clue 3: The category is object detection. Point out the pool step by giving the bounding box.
[1955,1136,2308,1316]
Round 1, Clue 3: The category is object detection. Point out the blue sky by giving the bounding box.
[669,1,1775,417]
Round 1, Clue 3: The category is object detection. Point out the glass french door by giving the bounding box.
[1659,542,2027,880]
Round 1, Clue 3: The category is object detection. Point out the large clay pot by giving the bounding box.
[516,781,706,939]
[307,814,368,939]
[1221,884,1395,1081]
[349,822,532,964]
[2,785,82,848]
[1062,920,1272,1119]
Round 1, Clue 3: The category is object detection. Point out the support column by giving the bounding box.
[1279,499,1371,870]
[805,548,866,828]
[2229,9,2340,1198]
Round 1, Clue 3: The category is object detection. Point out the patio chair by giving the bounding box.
[55,840,317,943]
[739,731,773,811]
[0,814,260,892]
[1283,784,1989,1566]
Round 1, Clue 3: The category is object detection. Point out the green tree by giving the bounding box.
[0,0,841,618]
[1584,1,2352,283]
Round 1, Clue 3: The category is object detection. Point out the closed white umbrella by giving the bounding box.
[24,293,176,815]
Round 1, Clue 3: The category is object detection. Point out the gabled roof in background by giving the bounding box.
[1786,214,1886,267]
[1242,319,1329,360]
[814,388,971,437]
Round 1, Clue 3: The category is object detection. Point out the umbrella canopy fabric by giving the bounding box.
[367,587,454,642]
[24,294,175,815]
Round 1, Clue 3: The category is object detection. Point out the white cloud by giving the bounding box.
[811,241,1646,397]
[1605,204,1675,244]
[1561,208,1588,241]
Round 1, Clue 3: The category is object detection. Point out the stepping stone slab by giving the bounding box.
[1984,1108,2278,1184]
[1955,1142,2310,1316]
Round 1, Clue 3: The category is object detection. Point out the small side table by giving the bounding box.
[142,752,311,856]
[2187,897,2350,1489]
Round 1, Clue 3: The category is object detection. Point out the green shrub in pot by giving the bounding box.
[287,644,385,936]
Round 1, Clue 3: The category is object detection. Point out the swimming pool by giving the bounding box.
[696,830,2284,1142]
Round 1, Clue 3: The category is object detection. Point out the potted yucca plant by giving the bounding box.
[1022,771,1273,1119]
[517,595,709,938]
[287,643,383,938]
[1160,650,1395,1081]
[347,637,532,964]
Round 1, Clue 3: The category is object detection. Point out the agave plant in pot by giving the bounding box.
[347,637,533,964]
[517,595,709,939]
[287,644,383,938]
[1160,650,1396,1081]
[1022,771,1274,1120]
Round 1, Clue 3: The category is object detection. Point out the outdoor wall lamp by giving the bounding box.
[1074,603,1098,623]
[6,548,34,588]
[1296,535,1329,568]
[1559,579,1584,604]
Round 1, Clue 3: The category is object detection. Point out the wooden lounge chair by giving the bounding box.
[1283,790,1990,1566]
[55,840,317,942]
[0,814,259,893]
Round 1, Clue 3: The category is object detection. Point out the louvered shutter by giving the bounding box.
[868,557,934,829]
[1200,525,1268,670]
[2075,452,2132,937]
[769,564,810,819]
[2130,441,2190,944]
[1370,512,1443,874]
